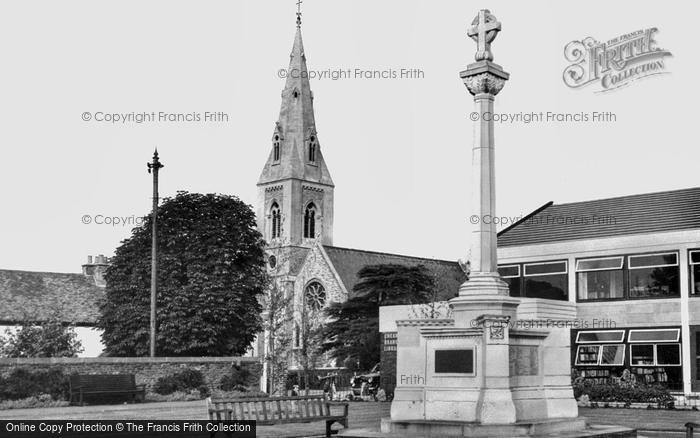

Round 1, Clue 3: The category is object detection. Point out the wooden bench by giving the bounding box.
[69,374,145,406]
[687,422,700,438]
[207,395,349,437]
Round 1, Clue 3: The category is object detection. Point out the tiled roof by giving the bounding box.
[498,187,700,247]
[0,269,103,325]
[322,246,465,300]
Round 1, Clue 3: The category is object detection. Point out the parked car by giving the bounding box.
[347,364,389,401]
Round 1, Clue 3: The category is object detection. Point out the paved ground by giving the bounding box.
[0,401,698,437]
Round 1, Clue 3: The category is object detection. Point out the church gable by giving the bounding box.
[293,243,346,310]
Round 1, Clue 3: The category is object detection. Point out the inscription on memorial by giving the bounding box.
[435,349,475,374]
[509,345,539,376]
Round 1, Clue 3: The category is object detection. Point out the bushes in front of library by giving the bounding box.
[574,378,674,408]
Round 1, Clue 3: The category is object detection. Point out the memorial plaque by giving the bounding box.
[435,349,474,374]
[509,345,539,376]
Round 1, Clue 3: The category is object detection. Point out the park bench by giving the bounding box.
[687,422,700,438]
[69,374,145,406]
[207,395,349,437]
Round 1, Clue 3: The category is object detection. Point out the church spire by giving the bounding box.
[257,12,333,188]
[256,11,335,247]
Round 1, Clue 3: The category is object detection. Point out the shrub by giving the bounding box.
[210,389,268,399]
[0,394,70,410]
[0,368,69,401]
[153,369,205,395]
[573,378,674,407]
[219,364,253,391]
[146,390,203,403]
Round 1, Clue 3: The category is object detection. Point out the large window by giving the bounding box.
[628,252,679,298]
[304,281,326,311]
[523,261,568,300]
[575,252,680,301]
[576,257,624,300]
[574,328,683,390]
[690,250,700,296]
[628,329,681,366]
[498,265,521,297]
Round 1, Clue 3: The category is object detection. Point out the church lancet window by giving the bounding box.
[273,135,280,161]
[271,202,281,239]
[308,135,317,163]
[304,281,326,311]
[303,203,316,238]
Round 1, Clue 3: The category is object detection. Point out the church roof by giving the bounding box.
[498,187,700,247]
[0,269,103,326]
[322,246,465,300]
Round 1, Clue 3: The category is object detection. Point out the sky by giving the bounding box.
[0,0,697,273]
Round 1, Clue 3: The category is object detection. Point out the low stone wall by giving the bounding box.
[0,356,262,392]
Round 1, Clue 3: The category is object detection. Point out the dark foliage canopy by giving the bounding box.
[97,192,268,357]
[321,264,435,370]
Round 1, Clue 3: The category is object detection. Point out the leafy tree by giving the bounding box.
[0,321,83,358]
[297,299,325,394]
[321,264,435,370]
[261,246,293,395]
[97,192,268,357]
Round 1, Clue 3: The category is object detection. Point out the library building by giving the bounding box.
[497,187,700,394]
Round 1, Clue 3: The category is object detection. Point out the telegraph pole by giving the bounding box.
[147,149,164,357]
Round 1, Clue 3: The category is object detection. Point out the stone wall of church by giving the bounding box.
[0,357,262,393]
[288,244,347,370]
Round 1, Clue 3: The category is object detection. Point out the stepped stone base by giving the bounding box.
[338,417,637,438]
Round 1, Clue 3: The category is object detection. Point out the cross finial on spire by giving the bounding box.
[467,9,501,62]
[296,0,303,28]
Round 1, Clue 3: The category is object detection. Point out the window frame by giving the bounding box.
[690,250,700,297]
[498,264,520,278]
[523,260,568,277]
[629,343,682,367]
[629,343,655,366]
[628,328,681,343]
[656,343,682,366]
[576,256,624,272]
[576,256,625,302]
[628,252,679,270]
[575,345,601,366]
[599,344,626,366]
[575,330,626,344]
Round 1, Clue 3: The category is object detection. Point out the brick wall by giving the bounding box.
[0,356,262,392]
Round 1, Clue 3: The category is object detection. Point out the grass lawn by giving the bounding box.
[0,401,697,437]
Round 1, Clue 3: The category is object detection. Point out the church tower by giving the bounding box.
[257,14,334,248]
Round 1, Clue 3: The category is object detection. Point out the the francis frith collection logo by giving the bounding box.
[563,27,672,92]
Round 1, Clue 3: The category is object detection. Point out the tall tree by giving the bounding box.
[97,192,268,357]
[322,264,435,370]
[261,245,293,395]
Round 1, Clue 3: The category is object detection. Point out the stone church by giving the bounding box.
[256,18,465,372]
